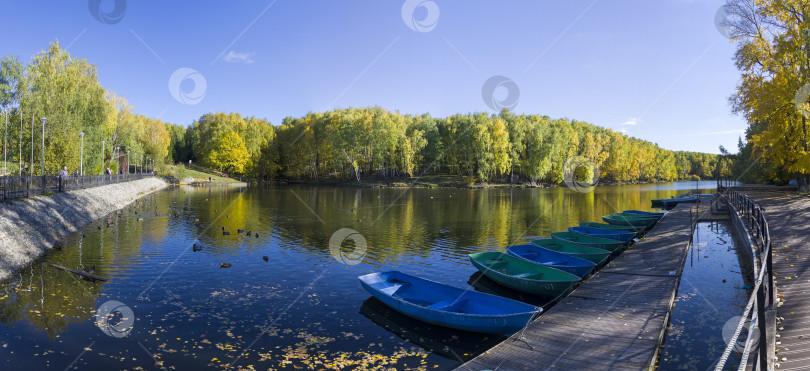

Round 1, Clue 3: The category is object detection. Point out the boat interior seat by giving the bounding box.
[381,282,409,296]
[428,298,467,312]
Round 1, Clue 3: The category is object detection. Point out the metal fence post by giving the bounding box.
[757,284,768,369]
[767,241,774,307]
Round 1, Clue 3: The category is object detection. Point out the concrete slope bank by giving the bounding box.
[0,177,167,281]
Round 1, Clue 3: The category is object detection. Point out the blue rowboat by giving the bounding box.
[358,271,540,334]
[567,226,634,243]
[506,244,596,278]
[623,210,664,218]
[469,252,581,297]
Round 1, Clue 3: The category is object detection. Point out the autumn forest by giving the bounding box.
[2,41,727,186]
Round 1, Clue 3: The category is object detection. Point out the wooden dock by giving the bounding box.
[456,206,692,371]
[739,190,810,370]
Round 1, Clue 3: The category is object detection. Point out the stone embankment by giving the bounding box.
[0,177,167,281]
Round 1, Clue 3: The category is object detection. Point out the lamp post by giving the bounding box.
[40,118,46,192]
[30,113,34,177]
[79,132,85,176]
[134,153,137,174]
[101,140,105,175]
[18,109,22,176]
[126,150,130,176]
[4,107,7,176]
[40,118,45,176]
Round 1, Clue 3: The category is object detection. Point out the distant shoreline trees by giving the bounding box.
[169,107,721,185]
[2,41,719,185]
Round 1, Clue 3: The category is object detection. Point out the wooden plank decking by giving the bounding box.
[738,190,810,370]
[456,206,693,371]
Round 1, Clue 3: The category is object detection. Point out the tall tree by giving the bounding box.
[726,0,810,186]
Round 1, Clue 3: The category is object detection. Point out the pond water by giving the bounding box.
[657,221,754,370]
[1,181,718,370]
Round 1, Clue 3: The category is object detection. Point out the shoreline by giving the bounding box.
[265,177,724,190]
[0,177,168,282]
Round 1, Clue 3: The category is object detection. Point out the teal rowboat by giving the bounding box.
[530,238,611,266]
[611,212,659,220]
[651,196,698,207]
[469,252,581,297]
[579,222,645,238]
[602,214,656,228]
[623,210,664,218]
[550,232,626,253]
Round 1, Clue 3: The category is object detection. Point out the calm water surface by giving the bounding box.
[658,221,753,370]
[1,181,717,370]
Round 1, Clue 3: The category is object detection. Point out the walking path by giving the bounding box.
[737,190,810,369]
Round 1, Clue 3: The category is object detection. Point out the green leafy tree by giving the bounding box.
[205,131,250,175]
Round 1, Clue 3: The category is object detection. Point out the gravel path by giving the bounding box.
[0,177,167,281]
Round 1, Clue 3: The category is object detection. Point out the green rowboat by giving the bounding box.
[611,212,659,220]
[530,239,611,266]
[469,252,581,297]
[602,215,656,228]
[623,210,665,218]
[579,222,645,237]
[550,232,626,253]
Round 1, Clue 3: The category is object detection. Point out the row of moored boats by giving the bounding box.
[358,210,666,334]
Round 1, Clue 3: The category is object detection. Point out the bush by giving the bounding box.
[687,174,701,181]
[156,163,176,177]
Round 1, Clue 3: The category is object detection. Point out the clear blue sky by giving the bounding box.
[1,0,744,154]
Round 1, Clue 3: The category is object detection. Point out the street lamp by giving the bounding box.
[101,140,105,175]
[4,107,7,176]
[40,118,46,178]
[18,109,22,176]
[79,132,85,176]
[126,150,130,175]
[134,153,137,174]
